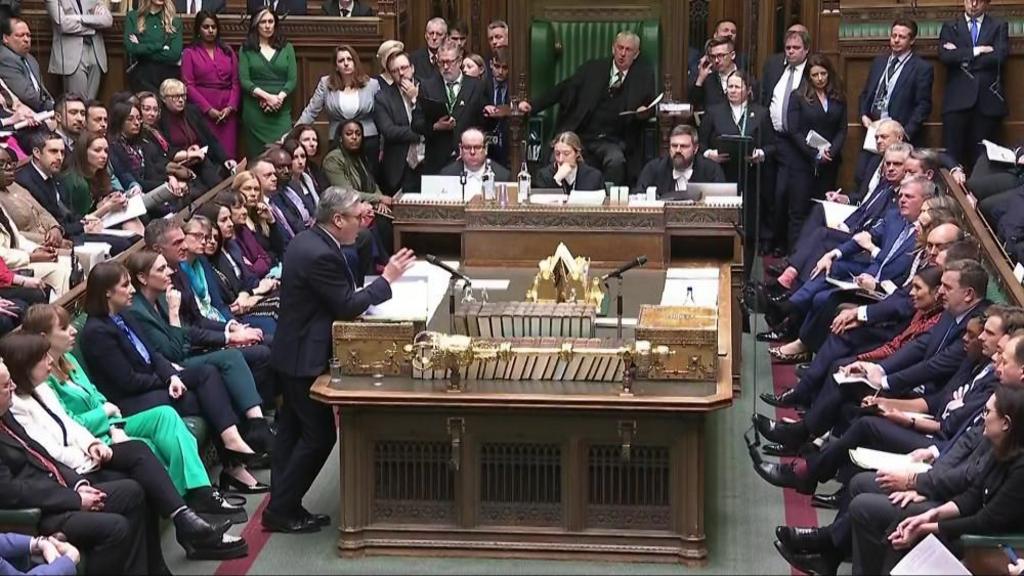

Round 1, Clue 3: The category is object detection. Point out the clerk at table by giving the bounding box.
[633,124,725,199]
[534,131,605,193]
[263,187,416,534]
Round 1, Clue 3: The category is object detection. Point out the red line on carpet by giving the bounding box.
[772,361,819,576]
[215,494,271,576]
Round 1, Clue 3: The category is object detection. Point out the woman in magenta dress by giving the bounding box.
[181,11,241,160]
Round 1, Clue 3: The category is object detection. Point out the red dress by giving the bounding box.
[181,43,241,159]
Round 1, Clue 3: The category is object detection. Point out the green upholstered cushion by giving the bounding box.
[529,19,660,145]
[0,508,41,535]
[962,533,1024,548]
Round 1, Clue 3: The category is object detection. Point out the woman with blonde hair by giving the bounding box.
[375,39,405,86]
[535,131,605,191]
[233,170,286,260]
[125,0,183,93]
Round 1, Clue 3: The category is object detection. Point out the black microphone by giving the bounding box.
[600,256,648,281]
[424,254,472,284]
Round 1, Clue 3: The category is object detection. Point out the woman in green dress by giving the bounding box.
[238,8,297,160]
[124,0,183,94]
[20,303,246,523]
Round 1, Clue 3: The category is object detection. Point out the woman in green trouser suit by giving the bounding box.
[238,8,297,160]
[20,304,246,523]
[124,250,272,494]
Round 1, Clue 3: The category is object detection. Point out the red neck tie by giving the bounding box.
[0,420,67,487]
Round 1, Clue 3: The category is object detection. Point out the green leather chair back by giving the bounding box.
[529,19,661,146]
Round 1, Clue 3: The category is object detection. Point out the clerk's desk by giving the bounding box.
[312,264,734,565]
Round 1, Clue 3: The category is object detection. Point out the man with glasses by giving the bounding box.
[373,51,425,194]
[690,36,739,109]
[517,30,655,185]
[440,128,511,183]
[419,41,487,175]
[264,187,416,534]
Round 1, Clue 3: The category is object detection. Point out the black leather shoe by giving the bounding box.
[773,540,840,576]
[762,443,800,457]
[243,418,275,455]
[756,328,790,343]
[751,460,815,494]
[261,509,321,534]
[220,471,270,494]
[760,388,806,409]
[174,509,246,560]
[776,525,831,554]
[753,413,808,447]
[794,362,811,379]
[189,487,248,525]
[302,510,331,527]
[811,491,842,510]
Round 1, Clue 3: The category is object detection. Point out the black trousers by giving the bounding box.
[771,134,797,251]
[807,415,934,485]
[85,439,186,517]
[38,478,162,575]
[787,160,836,251]
[238,343,276,403]
[582,137,626,186]
[967,154,1022,202]
[267,373,336,518]
[850,473,940,575]
[118,364,239,436]
[943,110,1002,169]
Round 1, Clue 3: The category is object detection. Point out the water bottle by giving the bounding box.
[517,160,531,204]
[482,160,496,203]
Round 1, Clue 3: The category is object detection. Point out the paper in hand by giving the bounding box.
[805,130,831,152]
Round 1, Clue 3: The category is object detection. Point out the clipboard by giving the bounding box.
[419,96,451,124]
[713,134,754,159]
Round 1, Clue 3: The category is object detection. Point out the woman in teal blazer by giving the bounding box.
[124,249,271,493]
[20,304,246,522]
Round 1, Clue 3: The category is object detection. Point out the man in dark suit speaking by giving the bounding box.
[262,187,415,534]
[518,30,655,186]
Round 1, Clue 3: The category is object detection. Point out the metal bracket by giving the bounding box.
[618,420,637,463]
[447,417,465,471]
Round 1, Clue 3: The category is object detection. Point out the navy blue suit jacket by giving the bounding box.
[926,360,996,441]
[879,301,990,394]
[270,226,392,379]
[79,314,179,405]
[836,210,917,285]
[845,181,897,233]
[938,15,1009,117]
[269,188,309,239]
[857,53,934,141]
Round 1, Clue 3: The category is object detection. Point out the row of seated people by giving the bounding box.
[964,147,1024,267]
[0,165,343,570]
[739,116,1024,571]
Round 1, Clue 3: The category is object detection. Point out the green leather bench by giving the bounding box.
[528,19,661,161]
[0,314,210,535]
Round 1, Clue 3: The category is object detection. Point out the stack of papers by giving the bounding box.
[862,123,878,153]
[805,130,831,152]
[661,268,719,307]
[849,447,932,474]
[566,190,606,206]
[362,259,461,322]
[101,195,147,228]
[891,535,970,575]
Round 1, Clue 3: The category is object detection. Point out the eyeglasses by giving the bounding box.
[709,52,734,60]
[185,231,210,241]
[461,144,485,152]
[164,93,186,100]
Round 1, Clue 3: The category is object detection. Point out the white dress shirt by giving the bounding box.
[769,60,805,131]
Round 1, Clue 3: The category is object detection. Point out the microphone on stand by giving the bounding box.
[600,256,648,282]
[424,254,472,285]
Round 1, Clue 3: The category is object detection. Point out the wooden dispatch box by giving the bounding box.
[332,320,421,376]
[635,305,718,381]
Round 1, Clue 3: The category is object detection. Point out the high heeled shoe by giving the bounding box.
[219,470,270,494]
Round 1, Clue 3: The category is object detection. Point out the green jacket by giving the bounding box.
[322,148,384,203]
[47,353,124,441]
[124,294,194,363]
[124,10,183,65]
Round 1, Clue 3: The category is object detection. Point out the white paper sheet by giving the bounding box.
[849,447,932,474]
[806,130,832,152]
[529,193,567,205]
[890,534,970,575]
[362,260,460,323]
[101,194,147,228]
[863,123,879,153]
[983,139,1017,164]
[813,199,858,229]
[833,370,882,390]
[566,190,606,206]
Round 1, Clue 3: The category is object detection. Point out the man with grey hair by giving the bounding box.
[263,186,415,534]
[419,40,488,174]
[518,30,655,185]
[410,17,447,82]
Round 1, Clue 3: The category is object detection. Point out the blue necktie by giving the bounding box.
[876,224,913,278]
[970,18,980,46]
[112,314,151,365]
[936,316,956,351]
